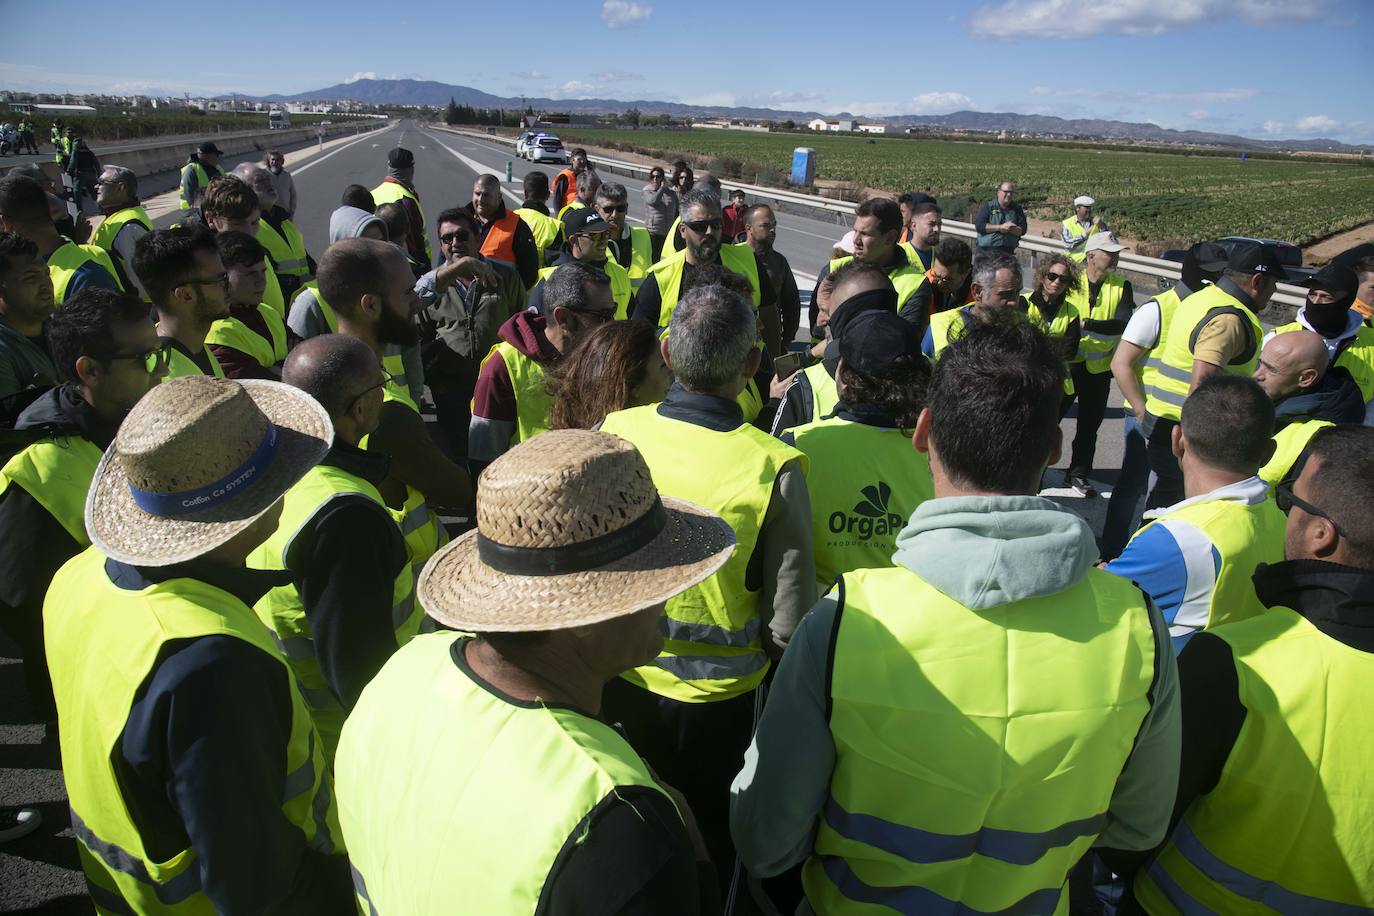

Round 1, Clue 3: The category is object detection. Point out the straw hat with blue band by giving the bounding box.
[85,376,333,567]
[418,429,736,633]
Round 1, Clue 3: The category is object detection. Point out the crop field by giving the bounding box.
[557,128,1374,248]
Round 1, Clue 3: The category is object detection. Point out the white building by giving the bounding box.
[857,122,887,134]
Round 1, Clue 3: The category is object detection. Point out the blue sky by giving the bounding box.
[3,0,1371,143]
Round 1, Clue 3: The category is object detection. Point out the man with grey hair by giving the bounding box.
[595,181,652,287]
[633,188,776,343]
[262,150,296,217]
[232,163,313,300]
[91,165,152,299]
[601,283,815,900]
[666,174,723,254]
[469,260,614,473]
[922,250,1024,358]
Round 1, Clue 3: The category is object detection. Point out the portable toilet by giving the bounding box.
[791,148,816,187]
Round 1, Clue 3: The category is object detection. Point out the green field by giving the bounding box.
[557,128,1374,248]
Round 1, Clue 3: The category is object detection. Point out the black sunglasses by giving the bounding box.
[1274,482,1344,536]
[1046,271,1071,283]
[682,218,723,234]
[440,230,473,244]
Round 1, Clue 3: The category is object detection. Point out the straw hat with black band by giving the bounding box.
[85,376,333,567]
[418,429,735,632]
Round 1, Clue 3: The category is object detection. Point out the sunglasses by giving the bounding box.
[1274,482,1344,536]
[599,204,628,214]
[1045,271,1071,283]
[682,218,723,234]
[98,340,171,373]
[573,231,610,244]
[440,230,473,244]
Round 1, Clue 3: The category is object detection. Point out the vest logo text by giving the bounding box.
[829,482,902,540]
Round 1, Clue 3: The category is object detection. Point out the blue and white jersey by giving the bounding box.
[1105,477,1273,653]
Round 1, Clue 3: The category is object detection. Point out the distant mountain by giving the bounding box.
[256,79,1365,153]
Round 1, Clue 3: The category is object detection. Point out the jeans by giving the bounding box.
[1100,413,1153,560]
[1067,363,1112,477]
[1146,416,1184,510]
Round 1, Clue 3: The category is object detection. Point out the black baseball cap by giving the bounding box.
[839,310,922,374]
[562,208,610,237]
[388,147,415,169]
[1305,263,1358,296]
[198,141,223,155]
[1228,243,1285,279]
[828,287,898,340]
[1189,241,1230,273]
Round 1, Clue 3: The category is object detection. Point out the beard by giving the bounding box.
[376,304,418,347]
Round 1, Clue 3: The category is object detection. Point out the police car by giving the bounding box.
[527,135,567,164]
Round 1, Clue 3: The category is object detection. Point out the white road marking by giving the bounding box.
[421,131,523,206]
[294,127,396,176]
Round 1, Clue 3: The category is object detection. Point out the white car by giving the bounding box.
[528,135,566,164]
[515,131,539,158]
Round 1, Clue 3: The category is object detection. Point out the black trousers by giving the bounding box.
[649,232,668,263]
[1067,363,1112,476]
[1146,417,1184,510]
[601,677,762,901]
[429,380,475,463]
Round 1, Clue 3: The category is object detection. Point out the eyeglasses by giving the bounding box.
[1045,271,1071,283]
[97,340,171,373]
[682,218,723,234]
[178,273,229,290]
[1274,482,1344,536]
[349,370,394,409]
[440,230,473,244]
[599,205,628,214]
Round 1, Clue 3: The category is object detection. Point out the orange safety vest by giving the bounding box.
[554,168,578,208]
[480,210,521,265]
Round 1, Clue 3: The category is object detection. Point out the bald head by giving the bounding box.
[1254,329,1329,402]
[230,163,277,210]
[283,333,381,421]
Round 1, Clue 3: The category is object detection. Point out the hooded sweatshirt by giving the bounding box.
[1274,364,1366,428]
[730,494,1181,880]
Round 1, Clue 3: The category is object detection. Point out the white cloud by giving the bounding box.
[592,70,645,82]
[970,0,1327,39]
[1296,115,1341,133]
[1263,120,1286,135]
[843,92,975,117]
[602,0,652,28]
[511,70,546,80]
[1029,86,1259,105]
[346,71,378,83]
[549,80,599,99]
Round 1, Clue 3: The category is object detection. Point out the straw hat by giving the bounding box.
[419,429,735,632]
[86,376,333,567]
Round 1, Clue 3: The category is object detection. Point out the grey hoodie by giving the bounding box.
[328,205,387,245]
[730,494,1181,885]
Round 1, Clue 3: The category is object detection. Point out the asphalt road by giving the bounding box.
[1,120,1136,912]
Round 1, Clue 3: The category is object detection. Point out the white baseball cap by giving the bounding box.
[1073,195,1095,207]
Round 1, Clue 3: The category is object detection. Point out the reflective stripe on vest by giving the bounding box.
[370,180,432,261]
[537,259,632,319]
[1135,607,1374,913]
[90,206,152,253]
[790,416,933,592]
[336,633,675,915]
[1259,419,1333,487]
[48,240,123,305]
[829,254,927,310]
[46,547,338,912]
[1138,287,1184,403]
[1066,272,1127,373]
[257,218,310,278]
[0,434,102,544]
[478,211,521,266]
[205,303,289,368]
[476,340,553,445]
[647,244,763,330]
[599,404,806,701]
[1145,284,1262,422]
[249,465,420,760]
[802,565,1157,915]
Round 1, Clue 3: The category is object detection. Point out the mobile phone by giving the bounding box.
[773,352,803,377]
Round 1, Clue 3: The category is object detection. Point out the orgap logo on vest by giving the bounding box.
[828,482,902,545]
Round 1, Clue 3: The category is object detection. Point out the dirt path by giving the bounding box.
[1304,221,1374,265]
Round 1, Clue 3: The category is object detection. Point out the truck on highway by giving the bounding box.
[269,109,290,130]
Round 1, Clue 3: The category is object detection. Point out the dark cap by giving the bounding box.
[838,310,922,375]
[198,141,223,155]
[828,287,899,340]
[1189,241,1230,273]
[1228,243,1285,279]
[1305,262,1358,296]
[388,147,415,169]
[562,207,610,237]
